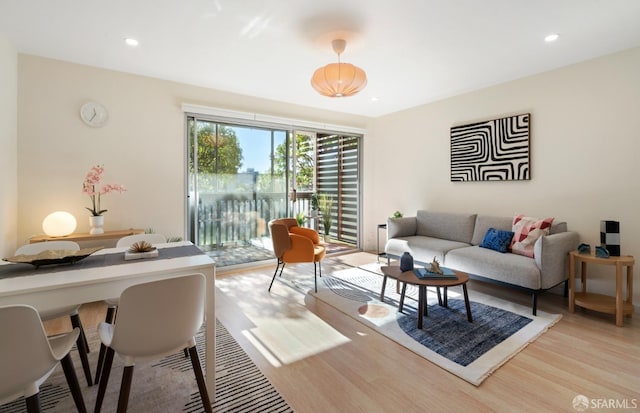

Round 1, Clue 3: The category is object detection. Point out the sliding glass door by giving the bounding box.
[186,115,361,266]
[186,117,288,263]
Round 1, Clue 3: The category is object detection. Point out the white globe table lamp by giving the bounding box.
[42,211,77,237]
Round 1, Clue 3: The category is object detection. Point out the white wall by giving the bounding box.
[14,48,640,306]
[0,34,17,256]
[364,47,640,305]
[16,55,368,248]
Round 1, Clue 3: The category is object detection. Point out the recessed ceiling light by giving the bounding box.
[544,33,559,43]
[124,38,139,47]
[370,97,379,102]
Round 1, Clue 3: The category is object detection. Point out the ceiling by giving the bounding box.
[2,0,640,118]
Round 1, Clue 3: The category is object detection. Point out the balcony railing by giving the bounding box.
[194,191,317,248]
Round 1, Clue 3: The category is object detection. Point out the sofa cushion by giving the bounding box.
[385,236,470,264]
[510,215,555,258]
[471,215,513,245]
[549,222,567,234]
[416,211,477,244]
[479,228,514,253]
[387,216,417,238]
[445,246,542,290]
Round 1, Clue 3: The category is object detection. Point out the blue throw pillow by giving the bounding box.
[480,228,514,253]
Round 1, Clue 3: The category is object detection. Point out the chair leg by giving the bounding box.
[105,305,117,324]
[268,260,284,292]
[79,328,90,353]
[314,263,317,293]
[70,313,93,386]
[183,348,189,358]
[95,306,117,383]
[268,261,279,291]
[188,345,213,413]
[60,353,87,413]
[117,366,134,413]
[94,347,115,413]
[25,393,42,413]
[94,345,106,384]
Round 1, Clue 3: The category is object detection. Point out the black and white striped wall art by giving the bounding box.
[450,113,530,182]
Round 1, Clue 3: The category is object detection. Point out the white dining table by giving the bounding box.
[0,241,216,395]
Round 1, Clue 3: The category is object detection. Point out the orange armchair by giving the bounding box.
[268,218,326,292]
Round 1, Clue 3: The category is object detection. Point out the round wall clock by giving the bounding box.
[80,101,109,127]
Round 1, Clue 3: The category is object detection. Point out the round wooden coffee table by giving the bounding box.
[380,265,473,328]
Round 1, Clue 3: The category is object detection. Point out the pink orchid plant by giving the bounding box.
[82,165,126,216]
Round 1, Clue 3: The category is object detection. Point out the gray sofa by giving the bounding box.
[384,211,580,314]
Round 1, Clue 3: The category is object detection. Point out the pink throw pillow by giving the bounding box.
[510,214,554,258]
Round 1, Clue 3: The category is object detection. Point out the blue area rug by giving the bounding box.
[310,265,561,385]
[396,298,531,366]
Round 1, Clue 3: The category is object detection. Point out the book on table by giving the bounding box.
[413,267,458,280]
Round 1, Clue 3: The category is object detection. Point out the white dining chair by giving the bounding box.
[93,273,212,413]
[0,304,87,413]
[94,233,168,384]
[15,241,93,387]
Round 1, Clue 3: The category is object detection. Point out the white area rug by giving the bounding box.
[307,264,562,385]
[217,253,562,386]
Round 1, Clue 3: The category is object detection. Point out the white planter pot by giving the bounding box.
[89,215,105,235]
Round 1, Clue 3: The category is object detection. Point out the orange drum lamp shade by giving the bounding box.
[42,211,77,237]
[311,39,367,98]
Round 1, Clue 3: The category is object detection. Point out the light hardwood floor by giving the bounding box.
[48,252,640,413]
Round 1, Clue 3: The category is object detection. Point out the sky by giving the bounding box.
[234,127,286,173]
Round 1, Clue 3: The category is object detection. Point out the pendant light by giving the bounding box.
[311,39,367,97]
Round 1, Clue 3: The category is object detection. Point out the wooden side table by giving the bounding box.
[29,229,144,244]
[568,250,634,326]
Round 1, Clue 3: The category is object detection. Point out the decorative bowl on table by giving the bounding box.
[2,247,103,267]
